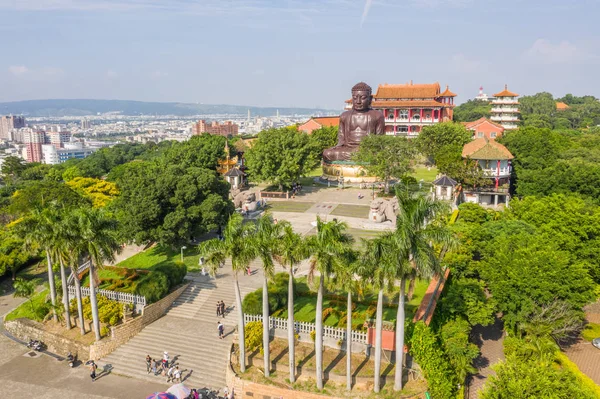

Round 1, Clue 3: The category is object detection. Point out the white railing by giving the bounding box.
[491,107,519,113]
[492,99,518,104]
[491,116,519,122]
[67,260,91,284]
[244,314,368,344]
[68,285,146,311]
[483,168,510,177]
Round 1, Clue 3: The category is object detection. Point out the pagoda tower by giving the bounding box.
[491,85,519,130]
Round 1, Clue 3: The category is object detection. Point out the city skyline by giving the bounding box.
[0,0,598,108]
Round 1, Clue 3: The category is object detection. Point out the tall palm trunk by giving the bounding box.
[315,275,324,390]
[288,268,296,383]
[407,276,416,300]
[374,288,384,393]
[59,259,71,329]
[46,252,58,322]
[394,279,406,391]
[234,275,246,372]
[346,291,352,391]
[88,262,101,341]
[71,265,85,335]
[262,275,270,377]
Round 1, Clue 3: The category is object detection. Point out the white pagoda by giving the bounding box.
[490,85,519,130]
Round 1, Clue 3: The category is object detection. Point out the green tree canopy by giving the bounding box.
[452,99,491,122]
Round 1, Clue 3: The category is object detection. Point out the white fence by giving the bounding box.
[68,285,146,312]
[244,314,368,345]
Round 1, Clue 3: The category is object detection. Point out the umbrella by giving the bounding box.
[146,393,177,399]
[167,383,191,399]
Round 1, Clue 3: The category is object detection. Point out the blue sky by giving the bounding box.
[0,0,598,109]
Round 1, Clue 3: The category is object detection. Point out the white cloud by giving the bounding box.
[360,0,373,28]
[451,54,481,72]
[8,65,29,76]
[524,39,582,64]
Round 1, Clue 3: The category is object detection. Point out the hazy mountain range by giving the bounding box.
[0,99,339,117]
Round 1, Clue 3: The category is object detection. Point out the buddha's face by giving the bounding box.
[352,90,372,112]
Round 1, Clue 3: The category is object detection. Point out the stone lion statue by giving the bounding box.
[369,197,399,223]
[233,190,258,212]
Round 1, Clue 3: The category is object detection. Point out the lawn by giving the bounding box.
[266,201,314,213]
[410,165,438,182]
[583,322,600,341]
[330,204,370,219]
[116,245,201,272]
[5,289,50,322]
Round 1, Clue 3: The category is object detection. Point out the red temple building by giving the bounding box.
[348,82,456,137]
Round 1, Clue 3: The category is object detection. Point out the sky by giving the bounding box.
[0,0,598,109]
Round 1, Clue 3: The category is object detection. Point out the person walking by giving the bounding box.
[166,364,176,383]
[218,321,224,339]
[216,301,221,317]
[89,360,97,382]
[173,366,181,383]
[152,358,160,375]
[220,301,226,317]
[162,351,170,369]
[145,354,152,374]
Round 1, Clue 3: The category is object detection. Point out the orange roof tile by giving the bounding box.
[312,116,339,127]
[556,101,570,110]
[493,84,519,97]
[462,137,514,160]
[439,85,457,97]
[372,100,452,108]
[374,82,441,99]
[464,117,505,130]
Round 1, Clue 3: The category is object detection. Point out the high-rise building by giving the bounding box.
[364,82,456,137]
[0,116,26,140]
[81,119,91,129]
[42,143,99,165]
[491,85,519,130]
[46,131,72,148]
[24,130,45,163]
[192,120,239,136]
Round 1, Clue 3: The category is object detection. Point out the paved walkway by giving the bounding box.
[467,318,505,399]
[564,340,600,385]
[101,260,265,390]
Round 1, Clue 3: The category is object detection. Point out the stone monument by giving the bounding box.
[322,82,385,183]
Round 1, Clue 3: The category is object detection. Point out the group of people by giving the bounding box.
[290,182,303,198]
[216,300,226,317]
[145,352,183,383]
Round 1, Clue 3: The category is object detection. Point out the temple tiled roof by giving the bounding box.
[462,137,514,160]
[224,168,245,177]
[372,100,450,108]
[464,117,505,130]
[312,116,339,127]
[439,85,457,97]
[374,82,441,99]
[433,175,457,186]
[493,84,519,97]
[556,102,570,110]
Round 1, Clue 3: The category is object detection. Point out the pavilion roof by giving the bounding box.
[432,175,457,186]
[374,82,441,99]
[462,137,514,160]
[224,168,245,177]
[439,85,457,97]
[493,84,519,97]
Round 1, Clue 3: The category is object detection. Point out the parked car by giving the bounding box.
[592,338,600,349]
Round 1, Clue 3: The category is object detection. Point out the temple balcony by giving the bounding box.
[491,115,519,122]
[492,99,519,105]
[482,168,511,178]
[491,107,519,113]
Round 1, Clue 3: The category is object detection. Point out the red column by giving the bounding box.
[394,109,398,121]
[495,160,500,190]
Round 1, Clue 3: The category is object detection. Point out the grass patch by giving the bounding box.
[5,289,50,322]
[582,322,600,341]
[266,201,314,213]
[330,204,370,219]
[116,245,201,272]
[411,165,438,182]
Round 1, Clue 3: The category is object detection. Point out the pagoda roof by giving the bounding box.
[374,82,441,99]
[432,175,457,186]
[224,168,245,177]
[372,100,451,108]
[556,101,570,110]
[462,137,514,160]
[493,84,519,97]
[439,85,457,97]
[464,117,505,130]
[312,116,339,127]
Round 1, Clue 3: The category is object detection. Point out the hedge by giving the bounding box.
[555,352,600,398]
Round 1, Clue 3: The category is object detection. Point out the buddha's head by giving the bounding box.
[351,82,373,112]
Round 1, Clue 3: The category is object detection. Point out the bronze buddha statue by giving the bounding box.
[322,82,385,162]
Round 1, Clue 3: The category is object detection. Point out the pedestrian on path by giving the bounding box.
[173,366,181,383]
[89,360,97,382]
[145,354,152,373]
[218,321,224,339]
[166,364,176,383]
[152,358,159,375]
[220,301,226,317]
[162,351,170,368]
[216,301,221,317]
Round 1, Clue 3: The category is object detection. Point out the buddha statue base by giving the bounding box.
[321,160,379,184]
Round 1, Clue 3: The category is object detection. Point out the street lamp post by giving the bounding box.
[180,246,187,263]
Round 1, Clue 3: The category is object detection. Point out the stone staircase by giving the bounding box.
[101,260,263,390]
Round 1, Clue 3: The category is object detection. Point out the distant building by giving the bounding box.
[42,144,99,165]
[474,86,490,102]
[24,131,45,163]
[298,116,339,134]
[0,116,26,140]
[463,117,505,140]
[491,85,519,130]
[81,119,91,129]
[192,120,239,137]
[556,102,570,111]
[360,81,456,137]
[46,131,72,148]
[461,137,514,207]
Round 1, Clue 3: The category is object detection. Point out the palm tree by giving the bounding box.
[390,188,454,391]
[253,215,284,378]
[273,222,306,383]
[13,277,37,313]
[63,209,87,335]
[72,207,120,341]
[200,213,256,373]
[307,217,353,390]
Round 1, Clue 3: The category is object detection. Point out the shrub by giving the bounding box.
[310,330,316,342]
[242,290,262,315]
[100,326,111,338]
[322,307,336,322]
[135,271,169,304]
[155,261,187,289]
[72,295,123,326]
[245,321,263,354]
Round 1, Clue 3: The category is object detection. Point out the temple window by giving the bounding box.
[398,110,408,120]
[397,125,409,132]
